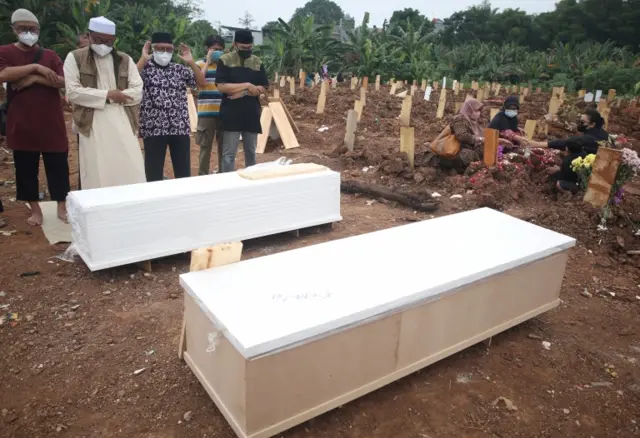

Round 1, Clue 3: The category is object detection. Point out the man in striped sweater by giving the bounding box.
[195,35,225,175]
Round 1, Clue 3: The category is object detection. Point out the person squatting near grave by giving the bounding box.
[488,95,529,147]
[196,34,225,175]
[137,32,206,182]
[0,8,69,226]
[65,16,146,191]
[428,98,485,173]
[528,109,608,192]
[215,29,269,173]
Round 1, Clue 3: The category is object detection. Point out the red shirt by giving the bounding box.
[0,44,68,152]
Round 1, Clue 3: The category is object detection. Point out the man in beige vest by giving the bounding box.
[63,16,145,190]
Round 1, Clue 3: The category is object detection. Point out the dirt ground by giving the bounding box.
[1,84,639,438]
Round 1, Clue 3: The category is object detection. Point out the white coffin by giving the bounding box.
[67,170,341,271]
[180,208,576,438]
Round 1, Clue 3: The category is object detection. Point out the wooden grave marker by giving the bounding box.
[268,100,300,149]
[289,78,295,95]
[602,107,611,130]
[477,89,485,102]
[400,126,415,169]
[256,107,274,154]
[350,77,357,90]
[436,89,447,119]
[584,147,623,208]
[548,97,561,115]
[597,97,608,114]
[400,95,412,127]
[536,87,541,94]
[375,75,381,91]
[578,89,586,98]
[483,128,499,167]
[524,120,537,141]
[519,94,525,105]
[607,89,616,103]
[489,108,499,121]
[494,84,501,96]
[421,79,427,90]
[354,100,363,122]
[389,81,397,95]
[454,101,462,112]
[360,86,367,106]
[362,76,369,89]
[472,81,479,90]
[344,109,358,152]
[299,71,306,89]
[279,76,285,88]
[316,80,327,114]
[273,88,280,99]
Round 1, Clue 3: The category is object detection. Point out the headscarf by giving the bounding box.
[489,95,519,131]
[459,98,483,136]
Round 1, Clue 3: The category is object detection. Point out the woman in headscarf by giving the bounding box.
[430,98,485,172]
[489,95,527,147]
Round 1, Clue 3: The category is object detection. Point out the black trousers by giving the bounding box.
[143,135,191,182]
[13,150,70,202]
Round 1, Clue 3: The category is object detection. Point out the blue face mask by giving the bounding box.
[211,50,223,62]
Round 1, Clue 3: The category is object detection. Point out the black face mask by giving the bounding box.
[577,122,588,133]
[237,49,252,59]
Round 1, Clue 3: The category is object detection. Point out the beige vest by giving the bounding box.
[71,47,139,137]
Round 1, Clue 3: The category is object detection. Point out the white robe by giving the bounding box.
[64,52,146,190]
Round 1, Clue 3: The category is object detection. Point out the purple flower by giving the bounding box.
[497,145,504,162]
[613,188,624,205]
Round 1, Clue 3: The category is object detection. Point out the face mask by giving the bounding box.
[577,122,587,133]
[18,32,39,47]
[505,109,518,118]
[237,49,252,59]
[211,50,223,62]
[153,51,172,67]
[91,44,113,57]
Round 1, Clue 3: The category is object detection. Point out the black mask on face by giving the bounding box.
[577,121,588,133]
[238,49,252,59]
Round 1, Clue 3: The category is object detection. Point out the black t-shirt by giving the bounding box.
[216,51,269,133]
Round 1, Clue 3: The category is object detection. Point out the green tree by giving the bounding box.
[389,8,433,35]
[291,0,345,25]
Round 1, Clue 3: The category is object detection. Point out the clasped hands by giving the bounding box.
[11,64,62,91]
[229,84,265,100]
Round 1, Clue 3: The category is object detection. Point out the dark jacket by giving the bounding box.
[549,126,608,155]
[488,96,519,132]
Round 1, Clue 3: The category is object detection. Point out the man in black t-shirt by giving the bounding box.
[215,29,269,173]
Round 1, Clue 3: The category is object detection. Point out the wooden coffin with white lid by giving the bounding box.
[180,208,576,438]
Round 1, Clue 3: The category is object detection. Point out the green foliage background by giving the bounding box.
[1,0,639,94]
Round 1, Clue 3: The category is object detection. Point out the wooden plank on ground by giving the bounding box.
[524,120,537,141]
[344,109,358,152]
[584,147,623,208]
[278,98,299,133]
[483,128,499,167]
[400,126,415,169]
[268,101,299,149]
[256,107,273,154]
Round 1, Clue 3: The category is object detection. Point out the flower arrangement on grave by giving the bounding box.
[570,154,596,189]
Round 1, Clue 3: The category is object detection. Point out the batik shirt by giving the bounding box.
[139,60,196,138]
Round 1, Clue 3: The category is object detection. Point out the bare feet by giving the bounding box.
[27,202,43,226]
[57,202,68,223]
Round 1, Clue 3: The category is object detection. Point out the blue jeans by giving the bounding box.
[220,131,257,173]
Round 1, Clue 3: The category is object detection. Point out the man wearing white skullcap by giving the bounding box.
[0,8,69,226]
[63,16,146,190]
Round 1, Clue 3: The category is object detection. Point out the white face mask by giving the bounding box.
[91,44,113,57]
[505,109,518,118]
[18,32,39,47]
[153,51,172,66]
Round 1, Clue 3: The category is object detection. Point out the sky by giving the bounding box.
[204,0,559,29]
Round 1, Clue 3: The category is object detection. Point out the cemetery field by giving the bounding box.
[0,86,639,437]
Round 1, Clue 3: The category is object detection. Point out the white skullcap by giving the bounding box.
[11,9,39,25]
[89,16,116,35]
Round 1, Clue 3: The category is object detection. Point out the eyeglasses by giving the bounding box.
[90,34,115,46]
[13,25,39,34]
[153,48,174,54]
